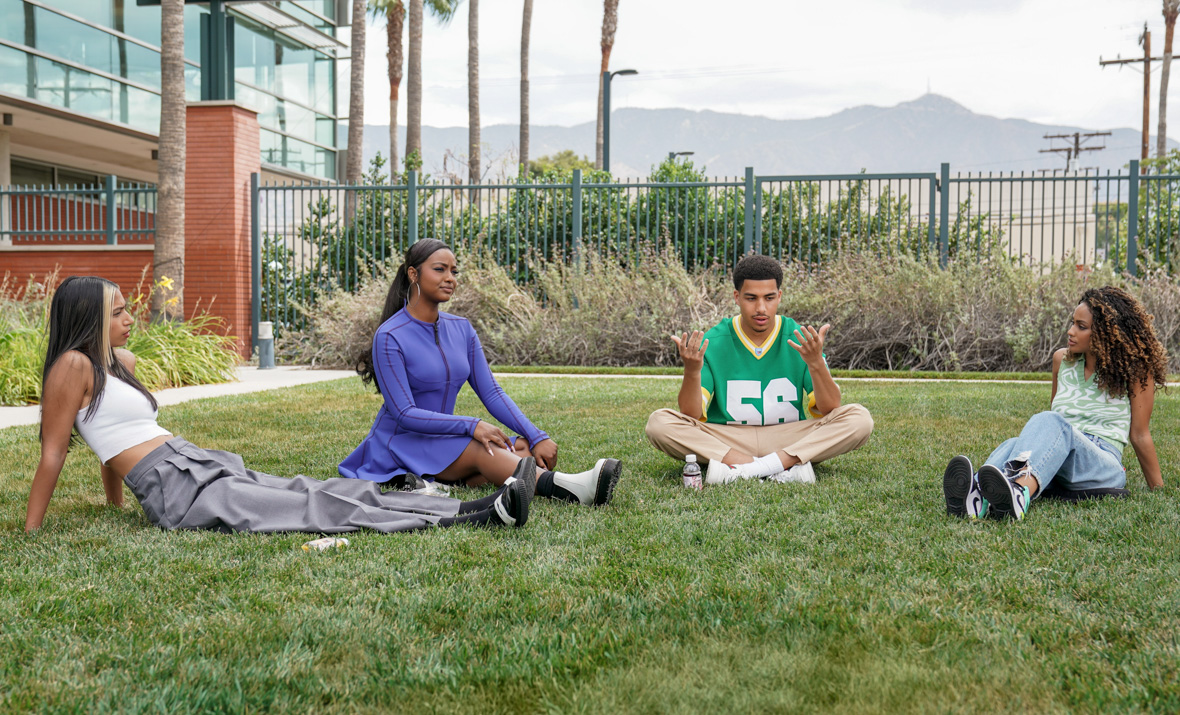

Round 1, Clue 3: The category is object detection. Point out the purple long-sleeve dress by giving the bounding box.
[338,309,549,482]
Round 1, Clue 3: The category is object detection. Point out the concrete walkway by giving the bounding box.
[0,366,355,430]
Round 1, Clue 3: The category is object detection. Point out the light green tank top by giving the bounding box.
[1051,357,1130,454]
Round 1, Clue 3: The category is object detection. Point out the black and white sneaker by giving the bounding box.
[943,455,985,518]
[504,455,537,502]
[493,457,534,528]
[977,464,1029,521]
[553,458,623,506]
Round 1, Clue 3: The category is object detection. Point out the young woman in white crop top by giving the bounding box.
[25,276,532,533]
[941,286,1166,521]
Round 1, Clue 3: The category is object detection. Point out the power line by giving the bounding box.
[1039,131,1112,169]
[1099,22,1162,168]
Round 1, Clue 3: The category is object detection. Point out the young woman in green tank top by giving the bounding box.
[942,286,1167,520]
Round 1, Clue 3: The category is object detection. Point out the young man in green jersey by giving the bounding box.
[645,254,873,484]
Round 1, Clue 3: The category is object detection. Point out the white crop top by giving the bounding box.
[75,375,171,464]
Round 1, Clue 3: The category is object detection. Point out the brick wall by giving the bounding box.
[1,101,261,357]
[183,102,260,357]
[1,250,154,297]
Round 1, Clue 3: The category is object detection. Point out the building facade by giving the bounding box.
[0,0,347,190]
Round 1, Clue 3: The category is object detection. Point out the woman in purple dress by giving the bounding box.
[339,239,623,507]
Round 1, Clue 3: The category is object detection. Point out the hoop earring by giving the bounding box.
[409,281,421,307]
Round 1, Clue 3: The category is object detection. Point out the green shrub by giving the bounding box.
[0,273,241,406]
[279,248,1180,374]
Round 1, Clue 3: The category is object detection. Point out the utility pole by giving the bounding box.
[1039,131,1112,170]
[1100,23,1162,172]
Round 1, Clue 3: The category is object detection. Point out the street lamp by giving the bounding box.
[668,151,694,162]
[602,68,638,173]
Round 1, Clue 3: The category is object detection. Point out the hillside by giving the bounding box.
[363,94,1174,179]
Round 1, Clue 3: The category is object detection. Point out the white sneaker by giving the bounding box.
[704,460,755,485]
[764,461,816,484]
[553,458,622,506]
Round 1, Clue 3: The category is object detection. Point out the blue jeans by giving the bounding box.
[984,412,1126,494]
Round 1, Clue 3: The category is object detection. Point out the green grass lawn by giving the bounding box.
[3,377,1180,713]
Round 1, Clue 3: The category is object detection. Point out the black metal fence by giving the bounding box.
[3,162,1171,343]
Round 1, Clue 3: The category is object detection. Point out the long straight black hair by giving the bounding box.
[356,238,451,392]
[42,276,157,439]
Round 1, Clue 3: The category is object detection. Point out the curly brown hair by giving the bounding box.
[1065,286,1168,398]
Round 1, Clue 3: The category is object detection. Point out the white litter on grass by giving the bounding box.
[302,537,350,552]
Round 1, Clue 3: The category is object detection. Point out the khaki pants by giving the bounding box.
[644,403,874,465]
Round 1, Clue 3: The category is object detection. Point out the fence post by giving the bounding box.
[1127,159,1139,276]
[754,174,763,254]
[250,172,261,354]
[571,169,582,265]
[105,174,117,245]
[938,163,950,268]
[743,166,754,257]
[407,170,419,243]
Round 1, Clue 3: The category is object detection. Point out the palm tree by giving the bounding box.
[467,0,479,186]
[519,0,533,176]
[1160,0,1180,158]
[345,0,366,187]
[369,0,406,174]
[595,0,620,170]
[154,0,185,320]
[405,0,458,169]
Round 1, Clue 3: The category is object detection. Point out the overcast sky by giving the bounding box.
[356,0,1174,135]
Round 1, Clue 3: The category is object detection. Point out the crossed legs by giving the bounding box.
[645,403,874,469]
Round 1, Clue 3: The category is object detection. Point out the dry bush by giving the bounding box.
[451,246,732,366]
[278,248,1180,373]
[280,246,731,369]
[784,253,1180,372]
[275,273,391,369]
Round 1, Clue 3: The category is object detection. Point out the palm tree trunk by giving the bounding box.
[346,0,366,187]
[595,0,619,171]
[154,0,185,320]
[386,2,405,175]
[519,0,532,177]
[1160,1,1179,158]
[407,0,423,162]
[467,0,479,186]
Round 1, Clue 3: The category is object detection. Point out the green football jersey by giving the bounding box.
[699,315,819,425]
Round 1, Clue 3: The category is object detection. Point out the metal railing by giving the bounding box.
[251,162,1160,339]
[0,175,156,246]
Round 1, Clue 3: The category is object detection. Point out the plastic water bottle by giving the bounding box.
[683,454,703,490]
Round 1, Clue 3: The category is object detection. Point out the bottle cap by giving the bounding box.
[686,454,697,462]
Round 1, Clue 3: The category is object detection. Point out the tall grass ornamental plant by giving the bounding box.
[0,273,241,406]
[279,248,1180,374]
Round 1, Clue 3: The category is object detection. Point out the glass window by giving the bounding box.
[280,1,332,32]
[233,15,335,117]
[292,0,335,23]
[185,64,200,102]
[0,0,25,45]
[53,0,113,29]
[34,56,115,122]
[34,6,117,76]
[118,0,160,47]
[11,159,54,187]
[0,43,28,97]
[123,83,160,131]
[58,167,101,186]
[261,128,335,179]
[183,4,205,64]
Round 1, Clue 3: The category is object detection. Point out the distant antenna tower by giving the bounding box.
[1039,131,1111,170]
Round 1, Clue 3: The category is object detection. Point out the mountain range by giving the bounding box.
[362,94,1176,180]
